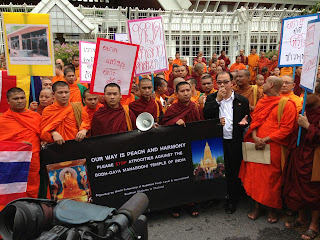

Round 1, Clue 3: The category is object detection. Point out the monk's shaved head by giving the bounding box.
[194,63,204,73]
[187,78,197,86]
[239,69,250,78]
[138,78,152,87]
[6,87,25,99]
[52,81,69,92]
[40,88,53,95]
[39,88,54,107]
[266,76,284,93]
[173,77,185,89]
[7,87,26,112]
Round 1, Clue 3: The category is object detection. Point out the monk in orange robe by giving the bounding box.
[120,78,138,105]
[280,67,293,77]
[52,64,64,84]
[37,89,54,115]
[280,75,302,113]
[63,68,87,103]
[91,83,136,136]
[198,75,217,108]
[257,52,270,74]
[164,57,173,81]
[194,56,207,73]
[0,88,41,210]
[162,82,203,126]
[255,74,264,91]
[233,69,263,111]
[181,58,192,76]
[239,76,297,223]
[83,89,103,121]
[168,77,185,105]
[154,77,168,112]
[173,52,183,66]
[186,78,201,105]
[41,81,90,145]
[267,55,278,75]
[72,55,80,79]
[248,48,260,83]
[129,78,163,123]
[230,56,247,72]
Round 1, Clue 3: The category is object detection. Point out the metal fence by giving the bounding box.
[0,3,302,64]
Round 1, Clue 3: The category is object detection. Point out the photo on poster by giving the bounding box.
[46,159,92,203]
[191,138,225,180]
[5,24,51,65]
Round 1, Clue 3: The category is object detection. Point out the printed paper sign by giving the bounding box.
[2,12,55,76]
[90,38,139,96]
[114,33,128,43]
[278,14,319,67]
[79,41,96,83]
[127,17,168,75]
[300,19,320,92]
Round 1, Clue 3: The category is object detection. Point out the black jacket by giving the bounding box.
[203,91,250,142]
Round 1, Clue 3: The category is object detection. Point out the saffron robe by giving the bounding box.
[173,59,183,66]
[120,93,136,106]
[239,95,297,209]
[129,98,163,121]
[267,60,278,74]
[191,90,201,104]
[68,82,85,103]
[41,102,91,142]
[162,101,203,126]
[84,103,103,121]
[233,85,263,107]
[218,55,231,67]
[280,67,293,77]
[257,57,270,74]
[248,54,260,82]
[91,104,136,136]
[280,92,302,113]
[164,64,173,81]
[230,63,246,72]
[52,75,65,84]
[282,106,320,211]
[0,109,41,202]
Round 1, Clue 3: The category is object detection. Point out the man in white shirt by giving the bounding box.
[203,71,250,214]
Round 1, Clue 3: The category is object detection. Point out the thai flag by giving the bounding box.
[0,141,32,205]
[0,70,16,114]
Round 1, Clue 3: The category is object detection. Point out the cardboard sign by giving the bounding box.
[90,38,139,96]
[278,14,319,67]
[127,17,168,75]
[114,33,128,43]
[2,12,55,76]
[79,41,96,83]
[300,19,320,92]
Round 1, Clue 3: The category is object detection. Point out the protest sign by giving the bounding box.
[41,120,227,211]
[90,38,139,96]
[278,14,319,67]
[127,17,168,75]
[300,19,320,92]
[114,33,128,43]
[79,41,96,84]
[1,12,55,76]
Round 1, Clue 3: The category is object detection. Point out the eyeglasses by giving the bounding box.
[283,81,294,85]
[216,80,230,85]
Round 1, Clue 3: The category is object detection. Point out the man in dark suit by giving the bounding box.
[203,71,250,214]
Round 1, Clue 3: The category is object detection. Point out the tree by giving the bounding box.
[301,2,320,15]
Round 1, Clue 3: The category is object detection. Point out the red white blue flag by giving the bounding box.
[0,141,32,205]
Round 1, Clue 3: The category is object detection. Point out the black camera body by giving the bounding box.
[0,193,148,240]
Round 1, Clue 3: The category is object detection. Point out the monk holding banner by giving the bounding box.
[91,83,136,136]
[283,84,320,240]
[0,88,41,201]
[129,78,163,123]
[239,76,297,223]
[41,81,90,145]
[162,82,203,126]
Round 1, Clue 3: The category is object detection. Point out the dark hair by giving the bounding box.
[187,78,197,86]
[172,64,179,70]
[138,78,152,87]
[216,71,233,81]
[52,81,69,92]
[154,77,167,89]
[236,55,241,60]
[201,75,213,81]
[72,55,79,60]
[64,63,75,72]
[104,83,121,93]
[221,49,226,54]
[83,89,90,99]
[55,63,62,70]
[64,67,75,76]
[6,87,24,99]
[176,81,191,92]
[261,67,269,73]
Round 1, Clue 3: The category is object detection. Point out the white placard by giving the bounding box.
[300,19,320,92]
[90,38,139,96]
[127,16,168,75]
[79,41,96,83]
[114,33,128,43]
[278,14,319,67]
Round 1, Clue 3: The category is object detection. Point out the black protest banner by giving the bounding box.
[41,119,227,211]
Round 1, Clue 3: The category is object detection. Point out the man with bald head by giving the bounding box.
[37,88,54,115]
[168,77,185,105]
[258,52,270,76]
[55,58,64,67]
[239,76,297,224]
[234,69,263,111]
[181,58,192,76]
[248,48,259,84]
[177,65,188,79]
[219,59,230,73]
[280,75,302,113]
[239,49,248,65]
[192,63,205,91]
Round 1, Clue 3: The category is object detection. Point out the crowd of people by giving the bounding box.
[0,47,320,240]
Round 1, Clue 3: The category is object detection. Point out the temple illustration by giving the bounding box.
[200,142,217,171]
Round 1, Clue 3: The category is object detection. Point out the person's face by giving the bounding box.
[216,66,223,74]
[263,78,273,94]
[197,57,202,63]
[98,94,106,104]
[42,79,53,90]
[296,67,302,75]
[55,67,62,76]
[0,54,5,61]
[240,49,244,55]
[210,64,217,72]
[131,80,137,94]
[39,91,54,107]
[173,67,179,77]
[236,71,249,86]
[251,49,256,54]
[72,57,79,67]
[65,72,76,84]
[168,58,173,65]
[104,87,121,108]
[201,78,213,93]
[56,59,64,67]
[186,80,196,91]
[216,73,232,92]
[139,81,153,99]
[213,53,217,59]
[272,55,278,62]
[181,59,187,66]
[256,76,265,86]
[274,68,280,76]
[221,51,226,56]
[198,51,203,57]
[261,52,266,58]
[65,172,72,180]
[7,92,26,112]
[220,60,225,68]
[281,76,295,94]
[177,84,192,103]
[177,66,187,78]
[236,57,241,64]
[175,53,180,59]
[54,86,70,106]
[84,93,98,109]
[159,80,168,94]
